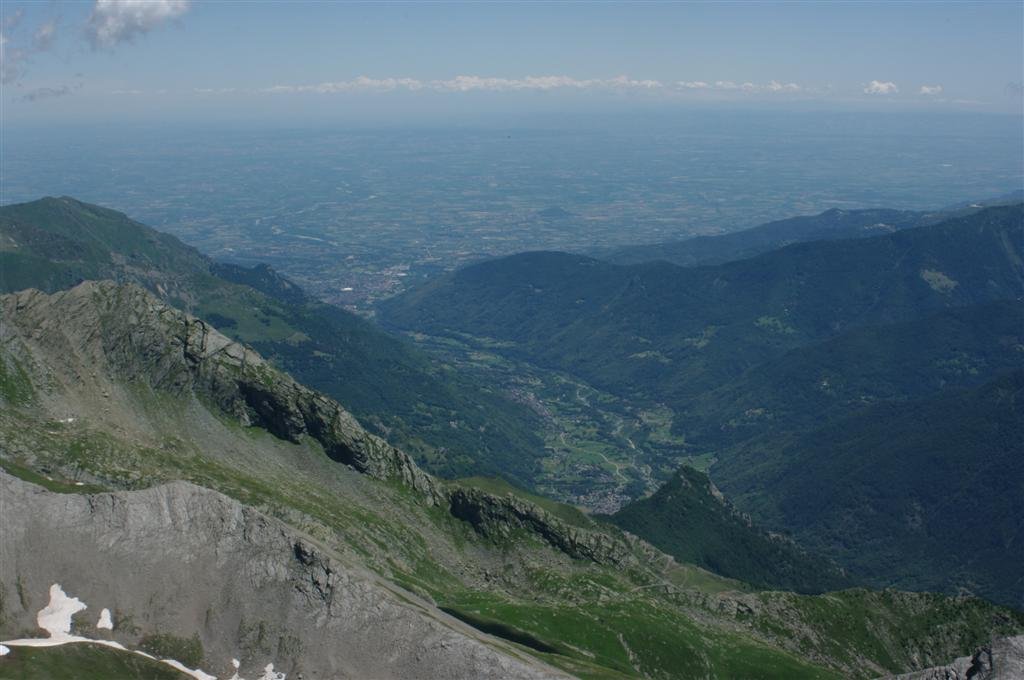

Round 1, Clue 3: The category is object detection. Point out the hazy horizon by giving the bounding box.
[2,1,1022,126]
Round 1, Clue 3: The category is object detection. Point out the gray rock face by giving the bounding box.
[0,472,567,679]
[448,487,666,569]
[1,281,442,501]
[880,636,1024,680]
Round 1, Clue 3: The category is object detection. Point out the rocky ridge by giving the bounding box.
[880,636,1024,680]
[0,471,566,679]
[0,281,657,569]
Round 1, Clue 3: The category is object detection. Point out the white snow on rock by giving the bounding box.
[37,583,86,639]
[0,583,246,680]
[161,658,218,680]
[259,663,287,680]
[97,608,113,630]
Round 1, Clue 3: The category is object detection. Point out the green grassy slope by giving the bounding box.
[0,644,191,680]
[0,197,546,484]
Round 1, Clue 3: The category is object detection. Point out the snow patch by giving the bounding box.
[259,663,287,680]
[161,658,218,680]
[97,608,113,630]
[1,584,233,680]
[38,584,86,640]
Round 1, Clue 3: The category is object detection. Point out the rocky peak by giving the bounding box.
[1,281,442,501]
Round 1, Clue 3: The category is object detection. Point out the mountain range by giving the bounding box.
[381,204,1024,607]
[6,280,1020,678]
[0,197,546,485]
[593,190,1024,268]
[1,195,1022,678]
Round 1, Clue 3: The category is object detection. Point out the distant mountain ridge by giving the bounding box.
[596,207,926,266]
[383,204,1024,405]
[593,191,1024,267]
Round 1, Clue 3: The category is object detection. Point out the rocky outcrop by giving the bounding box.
[879,636,1024,679]
[2,282,655,566]
[0,472,567,679]
[448,487,665,568]
[0,282,442,502]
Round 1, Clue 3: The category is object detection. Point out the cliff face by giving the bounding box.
[1,282,441,500]
[0,472,565,680]
[880,636,1024,680]
[448,487,667,569]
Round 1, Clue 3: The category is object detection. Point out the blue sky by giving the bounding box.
[2,1,1022,124]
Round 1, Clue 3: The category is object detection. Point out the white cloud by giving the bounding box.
[258,75,816,96]
[87,0,190,49]
[1,13,59,83]
[263,74,667,95]
[604,75,662,89]
[262,77,425,94]
[864,80,899,95]
[0,32,23,83]
[673,79,802,94]
[33,19,57,51]
[765,80,802,93]
[430,74,662,92]
[918,84,943,96]
[3,8,24,31]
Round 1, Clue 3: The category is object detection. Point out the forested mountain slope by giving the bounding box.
[381,204,1024,606]
[382,204,1023,406]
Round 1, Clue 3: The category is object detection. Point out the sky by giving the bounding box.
[1,1,1022,125]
